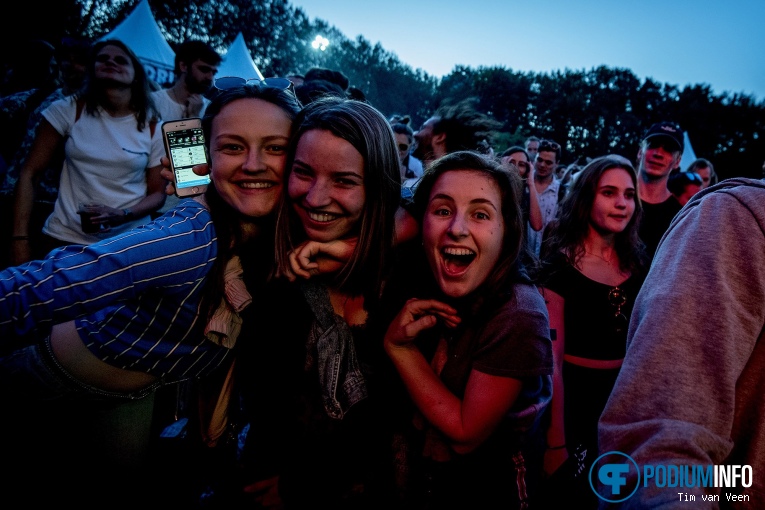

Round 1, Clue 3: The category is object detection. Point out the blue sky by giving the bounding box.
[292,0,765,101]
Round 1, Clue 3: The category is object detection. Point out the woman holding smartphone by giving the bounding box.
[0,83,301,505]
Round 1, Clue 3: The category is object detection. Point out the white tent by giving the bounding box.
[680,131,698,171]
[100,0,176,86]
[217,33,264,81]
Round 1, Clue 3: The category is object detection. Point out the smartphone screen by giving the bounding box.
[164,121,211,197]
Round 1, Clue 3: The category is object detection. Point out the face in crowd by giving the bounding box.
[207,90,295,220]
[94,43,135,87]
[501,150,531,179]
[422,168,505,298]
[185,58,218,94]
[534,147,558,180]
[637,137,681,181]
[589,167,637,236]
[289,128,366,243]
[413,117,438,163]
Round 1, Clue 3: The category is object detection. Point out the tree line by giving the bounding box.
[6,0,764,179]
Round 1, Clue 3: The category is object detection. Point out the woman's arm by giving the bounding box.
[385,298,525,454]
[527,163,544,232]
[11,120,62,264]
[541,287,568,473]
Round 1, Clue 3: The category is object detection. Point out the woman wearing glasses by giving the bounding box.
[536,155,647,508]
[11,39,165,265]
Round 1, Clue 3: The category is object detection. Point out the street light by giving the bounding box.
[311,35,329,51]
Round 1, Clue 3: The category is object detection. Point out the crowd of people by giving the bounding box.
[1,34,763,509]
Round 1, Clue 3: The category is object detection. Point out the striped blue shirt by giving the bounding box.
[0,200,229,382]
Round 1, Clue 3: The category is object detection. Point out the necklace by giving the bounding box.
[585,250,615,264]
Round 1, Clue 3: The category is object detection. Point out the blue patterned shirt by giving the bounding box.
[0,199,229,382]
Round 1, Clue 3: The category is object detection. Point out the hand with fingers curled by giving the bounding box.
[383,298,461,353]
[282,238,358,282]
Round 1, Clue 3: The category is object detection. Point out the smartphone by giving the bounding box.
[162,118,211,197]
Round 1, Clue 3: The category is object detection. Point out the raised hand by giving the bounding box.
[384,298,461,351]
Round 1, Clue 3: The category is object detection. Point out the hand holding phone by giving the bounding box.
[162,118,211,197]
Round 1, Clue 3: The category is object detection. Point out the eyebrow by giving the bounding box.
[431,194,499,211]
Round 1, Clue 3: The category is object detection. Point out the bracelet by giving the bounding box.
[11,235,30,241]
[547,444,567,450]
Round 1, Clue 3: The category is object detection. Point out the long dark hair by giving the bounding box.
[199,84,302,321]
[275,96,401,306]
[78,39,157,131]
[541,154,646,275]
[411,151,530,311]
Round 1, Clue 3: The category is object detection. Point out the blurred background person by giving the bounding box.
[685,157,717,189]
[667,170,704,206]
[152,39,221,216]
[0,36,91,269]
[11,39,165,265]
[391,116,424,198]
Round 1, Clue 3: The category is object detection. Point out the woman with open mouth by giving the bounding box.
[381,150,553,509]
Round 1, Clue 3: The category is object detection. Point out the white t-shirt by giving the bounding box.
[42,96,165,245]
[151,88,211,122]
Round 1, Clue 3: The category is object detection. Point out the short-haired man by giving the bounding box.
[412,99,501,167]
[152,40,221,214]
[525,136,541,163]
[152,40,221,122]
[527,139,562,257]
[635,121,684,259]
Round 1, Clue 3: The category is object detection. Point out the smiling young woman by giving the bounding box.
[380,150,553,509]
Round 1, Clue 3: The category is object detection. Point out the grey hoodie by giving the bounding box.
[597,178,765,509]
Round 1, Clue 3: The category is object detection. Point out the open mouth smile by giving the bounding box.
[441,246,476,275]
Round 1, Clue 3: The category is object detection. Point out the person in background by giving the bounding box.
[500,145,543,235]
[634,121,684,260]
[667,170,703,206]
[0,36,91,269]
[525,135,541,163]
[412,99,501,168]
[527,139,563,258]
[382,151,552,509]
[0,39,59,172]
[598,177,765,508]
[536,155,647,509]
[152,39,221,122]
[11,39,165,265]
[0,82,302,507]
[685,157,717,189]
[391,117,424,197]
[152,39,221,215]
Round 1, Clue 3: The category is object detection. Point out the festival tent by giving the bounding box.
[100,0,176,86]
[680,131,698,171]
[217,32,265,81]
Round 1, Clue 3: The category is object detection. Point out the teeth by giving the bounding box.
[443,247,475,256]
[239,182,273,189]
[308,212,337,222]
